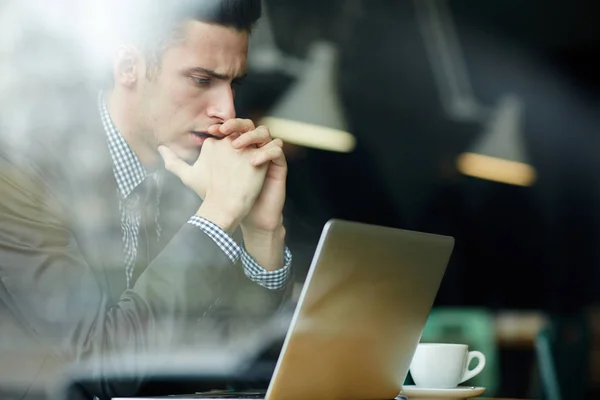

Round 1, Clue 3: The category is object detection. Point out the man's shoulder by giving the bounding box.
[0,90,112,181]
[0,90,118,224]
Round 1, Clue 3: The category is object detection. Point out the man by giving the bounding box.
[0,0,292,398]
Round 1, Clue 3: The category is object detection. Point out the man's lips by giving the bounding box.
[189,131,221,146]
[191,131,220,140]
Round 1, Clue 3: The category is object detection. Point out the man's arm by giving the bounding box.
[159,129,293,290]
[189,216,292,290]
[206,120,291,276]
[0,154,289,399]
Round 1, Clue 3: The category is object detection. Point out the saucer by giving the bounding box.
[400,385,485,399]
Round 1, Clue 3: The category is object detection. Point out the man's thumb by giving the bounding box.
[158,146,191,182]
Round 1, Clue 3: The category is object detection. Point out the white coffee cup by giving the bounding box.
[409,343,486,388]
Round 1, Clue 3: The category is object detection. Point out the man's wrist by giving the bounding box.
[241,222,286,242]
[241,223,286,271]
[196,200,241,235]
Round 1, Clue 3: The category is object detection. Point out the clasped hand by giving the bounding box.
[158,119,287,236]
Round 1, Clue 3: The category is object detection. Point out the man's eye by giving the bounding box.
[191,76,210,86]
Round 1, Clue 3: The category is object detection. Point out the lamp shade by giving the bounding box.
[457,93,536,186]
[260,41,356,153]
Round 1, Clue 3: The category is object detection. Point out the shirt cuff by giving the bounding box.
[240,245,292,290]
[187,216,293,290]
[187,215,241,263]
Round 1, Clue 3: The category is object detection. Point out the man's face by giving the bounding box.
[136,21,248,163]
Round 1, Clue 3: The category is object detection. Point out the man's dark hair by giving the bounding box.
[121,0,262,77]
[194,0,263,31]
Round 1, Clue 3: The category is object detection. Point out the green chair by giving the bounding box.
[534,313,590,400]
[412,307,500,395]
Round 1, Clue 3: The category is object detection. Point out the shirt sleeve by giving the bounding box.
[187,215,292,290]
[240,243,292,290]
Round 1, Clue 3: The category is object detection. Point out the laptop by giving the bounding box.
[114,219,454,400]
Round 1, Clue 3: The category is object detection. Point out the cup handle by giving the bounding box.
[460,351,486,384]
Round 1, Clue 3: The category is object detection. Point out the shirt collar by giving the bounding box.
[98,91,148,199]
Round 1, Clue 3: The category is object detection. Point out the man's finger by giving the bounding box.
[207,124,222,136]
[268,138,284,148]
[219,118,255,136]
[251,145,286,168]
[158,146,193,183]
[232,126,272,149]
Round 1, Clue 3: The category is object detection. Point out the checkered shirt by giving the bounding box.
[98,92,291,290]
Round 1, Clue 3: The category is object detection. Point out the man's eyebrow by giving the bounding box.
[187,67,247,82]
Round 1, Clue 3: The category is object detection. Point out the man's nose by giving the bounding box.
[207,86,236,122]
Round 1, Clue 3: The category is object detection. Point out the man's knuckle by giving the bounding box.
[258,125,271,136]
[272,146,283,155]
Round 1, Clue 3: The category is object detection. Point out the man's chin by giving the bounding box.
[166,145,201,165]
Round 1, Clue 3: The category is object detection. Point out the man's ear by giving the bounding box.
[113,45,143,88]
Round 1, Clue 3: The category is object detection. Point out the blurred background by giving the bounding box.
[235,0,600,398]
[242,0,600,309]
